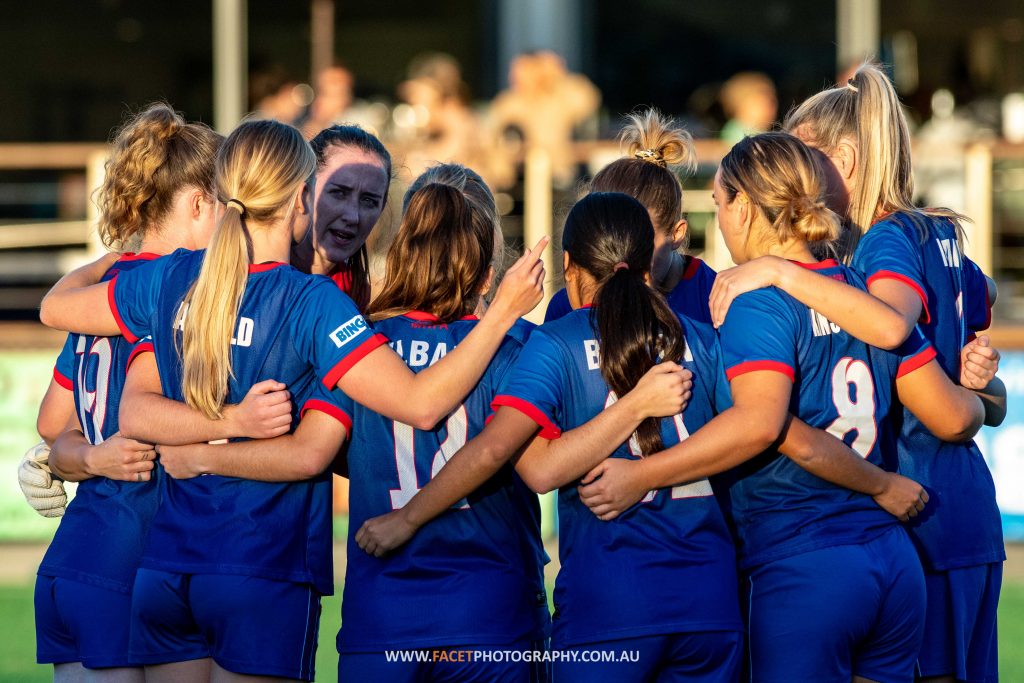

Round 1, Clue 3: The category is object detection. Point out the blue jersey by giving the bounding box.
[496,307,742,648]
[544,256,716,325]
[335,311,548,651]
[852,212,1004,570]
[109,249,385,594]
[718,260,935,571]
[39,253,162,593]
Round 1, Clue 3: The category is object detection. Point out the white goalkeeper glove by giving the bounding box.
[18,441,67,518]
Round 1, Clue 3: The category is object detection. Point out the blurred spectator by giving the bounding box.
[300,64,355,137]
[249,65,306,124]
[489,50,601,188]
[719,72,777,146]
[394,53,488,181]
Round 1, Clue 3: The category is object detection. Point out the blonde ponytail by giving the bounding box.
[181,120,316,419]
[96,102,221,250]
[784,62,967,254]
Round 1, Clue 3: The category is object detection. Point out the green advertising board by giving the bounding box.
[0,350,66,541]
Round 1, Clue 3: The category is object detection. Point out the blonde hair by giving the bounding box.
[96,102,222,250]
[181,120,316,419]
[369,163,499,323]
[719,132,841,247]
[784,62,966,256]
[591,108,696,234]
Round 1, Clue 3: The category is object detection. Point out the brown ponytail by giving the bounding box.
[96,102,221,250]
[369,173,494,323]
[563,192,685,456]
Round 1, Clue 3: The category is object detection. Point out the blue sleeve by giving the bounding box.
[719,289,799,383]
[292,280,388,389]
[544,288,573,323]
[894,326,938,379]
[110,255,174,343]
[53,335,75,390]
[708,336,734,413]
[491,330,565,439]
[961,257,992,333]
[852,222,930,323]
[490,338,526,396]
[299,381,354,435]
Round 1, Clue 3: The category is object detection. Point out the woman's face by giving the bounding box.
[312,145,389,266]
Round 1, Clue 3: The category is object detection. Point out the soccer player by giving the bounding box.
[31,103,249,683]
[708,63,1007,683]
[293,124,392,309]
[579,132,994,682]
[38,120,544,682]
[544,108,716,325]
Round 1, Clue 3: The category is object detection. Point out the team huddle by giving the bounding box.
[19,62,1007,683]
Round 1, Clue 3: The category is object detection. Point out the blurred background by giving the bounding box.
[2,0,1024,680]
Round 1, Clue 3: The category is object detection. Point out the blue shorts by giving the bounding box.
[746,526,925,683]
[35,574,139,669]
[553,632,743,683]
[918,562,1001,682]
[339,641,547,683]
[129,569,321,680]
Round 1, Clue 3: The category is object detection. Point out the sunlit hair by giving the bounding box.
[590,108,696,236]
[563,192,685,456]
[96,102,222,250]
[784,61,966,256]
[719,132,842,251]
[310,124,393,310]
[369,163,498,323]
[182,120,316,419]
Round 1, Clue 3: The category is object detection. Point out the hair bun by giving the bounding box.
[621,108,696,175]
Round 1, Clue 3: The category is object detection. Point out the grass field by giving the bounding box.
[2,554,1022,682]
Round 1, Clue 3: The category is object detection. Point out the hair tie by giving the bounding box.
[846,79,858,93]
[226,198,247,217]
[613,262,629,272]
[634,149,666,167]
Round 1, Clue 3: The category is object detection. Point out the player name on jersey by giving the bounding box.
[172,302,254,347]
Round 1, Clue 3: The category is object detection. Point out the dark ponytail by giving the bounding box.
[563,192,686,455]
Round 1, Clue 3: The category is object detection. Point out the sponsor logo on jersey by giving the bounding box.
[330,315,368,348]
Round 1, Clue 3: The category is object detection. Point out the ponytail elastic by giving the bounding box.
[613,262,629,272]
[226,198,247,217]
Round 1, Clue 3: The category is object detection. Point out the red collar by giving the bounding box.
[403,310,479,323]
[681,256,703,281]
[118,252,161,262]
[790,259,839,271]
[248,261,287,273]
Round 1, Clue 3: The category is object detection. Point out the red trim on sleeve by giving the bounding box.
[491,395,562,439]
[321,333,389,388]
[725,360,796,382]
[866,270,932,325]
[897,345,937,379]
[967,332,978,343]
[301,399,353,434]
[681,256,703,281]
[107,276,140,343]
[53,368,73,390]
[126,342,154,372]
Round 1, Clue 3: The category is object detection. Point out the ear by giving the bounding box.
[670,218,689,249]
[479,265,495,297]
[833,139,857,182]
[189,188,205,219]
[562,251,574,281]
[736,192,754,231]
[295,183,311,215]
